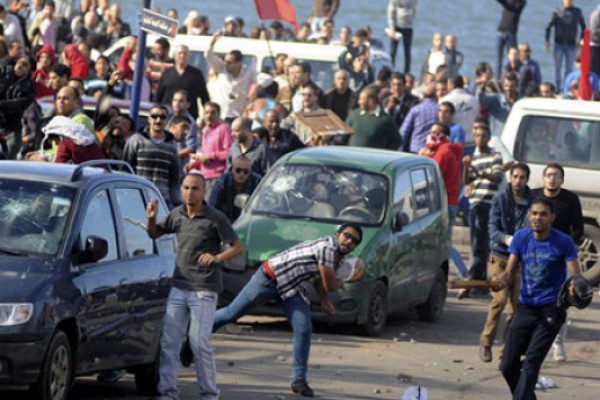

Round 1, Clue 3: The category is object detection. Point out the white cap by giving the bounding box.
[224,15,236,24]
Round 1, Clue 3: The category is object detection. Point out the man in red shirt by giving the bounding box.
[419,122,467,278]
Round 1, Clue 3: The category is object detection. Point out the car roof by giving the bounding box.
[511,98,600,118]
[279,146,431,173]
[0,161,148,188]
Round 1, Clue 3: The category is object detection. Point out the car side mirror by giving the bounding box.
[393,211,409,231]
[234,194,249,209]
[80,235,108,264]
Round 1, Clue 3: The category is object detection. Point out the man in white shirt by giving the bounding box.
[205,31,255,123]
[439,75,478,149]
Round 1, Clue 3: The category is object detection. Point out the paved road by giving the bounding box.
[3,228,599,399]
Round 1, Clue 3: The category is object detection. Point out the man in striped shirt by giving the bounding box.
[124,104,181,209]
[458,117,504,299]
[213,224,364,397]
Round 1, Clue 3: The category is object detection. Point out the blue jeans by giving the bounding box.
[500,303,566,400]
[468,202,492,280]
[496,32,517,77]
[553,44,577,90]
[214,268,313,382]
[158,287,219,400]
[448,205,468,278]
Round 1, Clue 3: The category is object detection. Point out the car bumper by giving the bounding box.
[0,339,48,385]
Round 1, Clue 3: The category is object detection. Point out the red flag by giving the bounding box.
[579,28,593,101]
[254,0,298,35]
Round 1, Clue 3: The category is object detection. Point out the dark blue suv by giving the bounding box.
[0,160,176,400]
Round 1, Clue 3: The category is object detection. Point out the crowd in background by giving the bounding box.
[0,0,598,210]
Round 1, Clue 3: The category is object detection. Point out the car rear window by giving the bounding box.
[515,115,600,170]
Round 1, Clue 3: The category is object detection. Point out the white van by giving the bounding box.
[101,34,392,94]
[500,98,600,283]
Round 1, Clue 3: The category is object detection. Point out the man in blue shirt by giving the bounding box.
[494,198,581,400]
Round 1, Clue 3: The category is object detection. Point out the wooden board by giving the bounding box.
[294,109,353,139]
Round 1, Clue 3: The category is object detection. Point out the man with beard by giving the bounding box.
[209,155,261,222]
[262,109,303,162]
[532,163,583,362]
[478,163,534,363]
[227,116,272,176]
[494,199,582,400]
[214,223,364,398]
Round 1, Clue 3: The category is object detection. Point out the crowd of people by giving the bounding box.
[1,0,599,398]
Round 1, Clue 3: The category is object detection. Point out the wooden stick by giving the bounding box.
[447,279,497,289]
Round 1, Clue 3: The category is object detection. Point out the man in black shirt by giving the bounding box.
[532,162,583,362]
[323,70,356,121]
[495,0,527,80]
[156,44,210,120]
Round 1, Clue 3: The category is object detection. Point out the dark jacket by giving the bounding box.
[0,71,36,134]
[546,6,586,45]
[208,171,261,222]
[489,184,535,259]
[384,92,419,129]
[496,0,526,34]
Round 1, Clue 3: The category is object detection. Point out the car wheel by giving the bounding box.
[357,281,388,337]
[580,224,600,285]
[416,270,447,323]
[31,331,73,400]
[134,350,160,396]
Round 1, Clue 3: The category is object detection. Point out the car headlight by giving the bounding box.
[337,257,364,282]
[0,303,34,326]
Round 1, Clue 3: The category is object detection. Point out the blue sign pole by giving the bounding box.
[131,0,152,131]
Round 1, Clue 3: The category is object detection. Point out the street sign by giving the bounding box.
[140,8,179,38]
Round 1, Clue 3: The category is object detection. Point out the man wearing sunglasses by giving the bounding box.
[208,155,261,222]
[532,163,583,362]
[213,223,364,397]
[124,104,181,209]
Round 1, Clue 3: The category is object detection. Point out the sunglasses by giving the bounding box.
[150,114,167,120]
[234,168,250,175]
[342,231,360,245]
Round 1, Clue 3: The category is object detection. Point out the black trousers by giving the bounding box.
[499,303,566,400]
[591,45,600,79]
[390,27,413,74]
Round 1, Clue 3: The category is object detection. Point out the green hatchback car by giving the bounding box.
[222,147,449,336]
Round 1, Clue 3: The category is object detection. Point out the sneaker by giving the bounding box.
[291,380,314,397]
[553,343,567,362]
[97,369,125,383]
[479,345,492,363]
[456,288,471,299]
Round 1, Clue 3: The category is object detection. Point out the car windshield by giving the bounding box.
[248,163,388,226]
[0,180,74,257]
[516,115,600,170]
